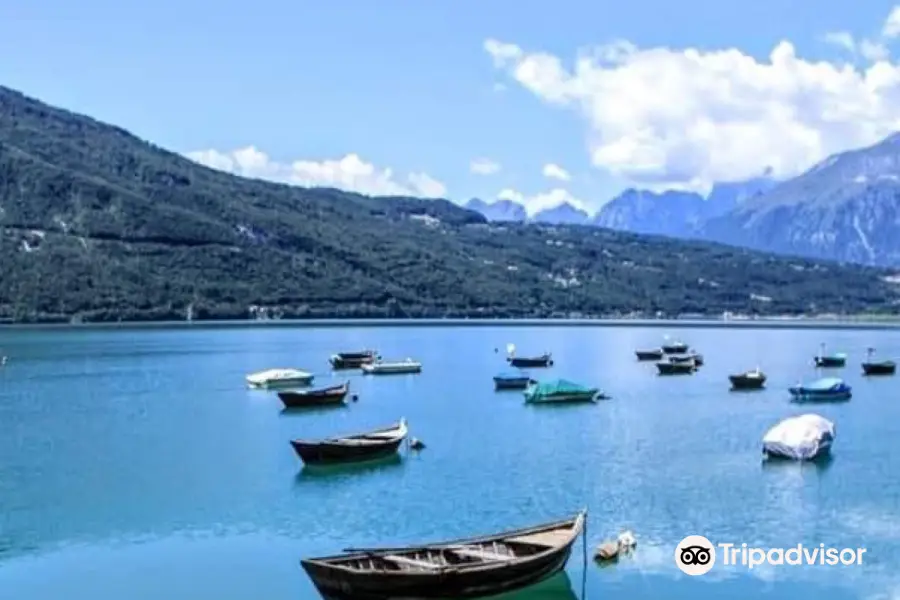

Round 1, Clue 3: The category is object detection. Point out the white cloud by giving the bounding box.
[542,163,571,181]
[497,187,588,216]
[186,147,447,198]
[861,39,890,62]
[884,6,900,38]
[822,31,856,53]
[470,158,501,175]
[484,6,900,192]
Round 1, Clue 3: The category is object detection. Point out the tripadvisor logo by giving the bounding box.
[675,535,716,576]
[674,535,867,574]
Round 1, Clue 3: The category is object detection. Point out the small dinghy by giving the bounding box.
[493,370,535,390]
[278,381,350,408]
[300,510,586,600]
[361,359,422,375]
[290,418,408,465]
[523,379,602,404]
[246,368,314,389]
[862,347,896,376]
[669,352,703,367]
[635,348,664,361]
[813,343,846,368]
[330,350,379,369]
[656,359,695,375]
[508,353,553,368]
[729,368,766,390]
[863,361,896,376]
[661,338,689,354]
[789,377,851,402]
[762,414,835,461]
[505,343,553,368]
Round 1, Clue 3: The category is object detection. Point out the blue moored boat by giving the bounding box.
[789,377,852,402]
[493,370,534,390]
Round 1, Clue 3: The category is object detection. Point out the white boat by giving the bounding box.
[762,414,835,461]
[246,368,314,389]
[361,358,422,375]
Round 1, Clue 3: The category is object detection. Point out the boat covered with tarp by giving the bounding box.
[788,377,851,402]
[524,379,600,404]
[762,414,835,460]
[300,510,586,600]
[246,368,314,389]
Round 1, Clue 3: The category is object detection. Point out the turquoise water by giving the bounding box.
[1,325,899,599]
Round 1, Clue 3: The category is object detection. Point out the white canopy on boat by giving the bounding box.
[246,368,311,384]
[762,414,835,460]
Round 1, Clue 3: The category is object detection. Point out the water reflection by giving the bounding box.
[295,453,404,480]
[761,454,834,473]
[492,572,578,600]
[279,403,351,417]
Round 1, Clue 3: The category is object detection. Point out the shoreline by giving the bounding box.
[2,317,900,331]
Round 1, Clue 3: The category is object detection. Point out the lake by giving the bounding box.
[1,324,899,599]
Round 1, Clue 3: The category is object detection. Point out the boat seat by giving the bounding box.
[449,546,514,562]
[382,554,443,570]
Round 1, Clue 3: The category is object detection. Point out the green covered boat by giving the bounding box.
[523,379,602,404]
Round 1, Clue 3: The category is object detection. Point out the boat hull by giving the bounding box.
[656,361,695,375]
[247,376,313,389]
[330,353,378,370]
[362,364,422,375]
[291,437,405,465]
[508,356,552,368]
[763,439,833,461]
[814,356,846,368]
[300,513,584,600]
[494,378,533,390]
[279,386,349,409]
[635,350,663,361]
[863,361,896,375]
[788,390,852,402]
[303,545,572,600]
[670,353,703,366]
[662,344,688,355]
[524,392,597,404]
[729,374,766,390]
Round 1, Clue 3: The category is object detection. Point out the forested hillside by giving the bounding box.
[1,86,898,323]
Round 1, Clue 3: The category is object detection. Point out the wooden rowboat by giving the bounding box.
[278,381,350,409]
[301,510,586,600]
[290,419,408,465]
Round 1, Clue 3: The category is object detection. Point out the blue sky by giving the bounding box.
[3,1,900,214]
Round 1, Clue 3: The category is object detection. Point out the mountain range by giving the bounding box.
[467,142,900,267]
[0,84,898,323]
